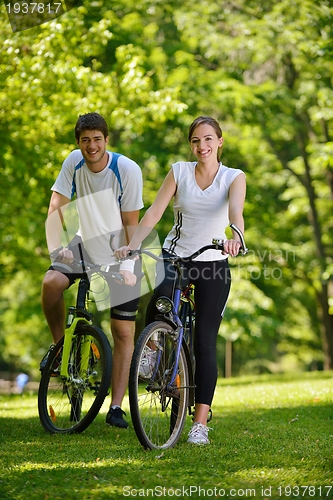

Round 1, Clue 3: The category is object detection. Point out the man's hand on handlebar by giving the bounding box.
[51,247,75,265]
[119,270,137,286]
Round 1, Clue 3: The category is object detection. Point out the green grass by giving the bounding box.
[1,371,333,500]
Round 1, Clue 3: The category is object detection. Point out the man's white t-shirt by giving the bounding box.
[163,161,244,261]
[51,150,143,265]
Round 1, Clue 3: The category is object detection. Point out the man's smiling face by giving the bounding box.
[77,129,109,171]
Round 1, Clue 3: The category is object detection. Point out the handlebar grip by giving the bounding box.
[109,234,116,252]
[110,271,144,284]
[229,223,248,255]
[127,249,140,258]
[110,271,125,283]
[114,249,141,261]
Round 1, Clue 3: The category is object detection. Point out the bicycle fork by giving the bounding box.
[60,314,93,381]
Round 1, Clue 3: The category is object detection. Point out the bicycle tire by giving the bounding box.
[129,321,190,449]
[38,324,112,434]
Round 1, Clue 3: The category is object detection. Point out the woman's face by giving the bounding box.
[189,123,223,163]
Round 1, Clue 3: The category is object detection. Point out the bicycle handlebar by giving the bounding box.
[229,223,248,255]
[113,223,248,263]
[52,257,125,284]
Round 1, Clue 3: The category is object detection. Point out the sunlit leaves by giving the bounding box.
[0,0,332,373]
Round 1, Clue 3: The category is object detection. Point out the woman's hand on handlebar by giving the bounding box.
[222,239,243,257]
[113,245,132,260]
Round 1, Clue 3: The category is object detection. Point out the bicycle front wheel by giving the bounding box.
[129,321,190,449]
[38,324,112,434]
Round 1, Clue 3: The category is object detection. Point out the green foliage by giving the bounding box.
[0,0,332,373]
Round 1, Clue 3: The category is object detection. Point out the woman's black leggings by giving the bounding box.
[145,251,231,406]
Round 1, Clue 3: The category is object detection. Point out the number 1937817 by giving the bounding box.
[6,3,62,14]
[277,485,332,497]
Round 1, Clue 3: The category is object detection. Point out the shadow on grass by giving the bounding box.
[1,396,333,499]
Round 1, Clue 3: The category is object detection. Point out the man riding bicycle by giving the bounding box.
[40,112,143,429]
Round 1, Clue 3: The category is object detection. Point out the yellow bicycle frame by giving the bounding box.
[60,317,92,380]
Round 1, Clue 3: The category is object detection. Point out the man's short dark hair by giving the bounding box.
[75,113,109,141]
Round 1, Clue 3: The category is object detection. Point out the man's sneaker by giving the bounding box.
[39,344,56,372]
[106,407,128,429]
[139,345,157,378]
[187,422,211,445]
[50,352,62,377]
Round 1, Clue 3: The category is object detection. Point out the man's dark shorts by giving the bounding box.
[49,235,140,321]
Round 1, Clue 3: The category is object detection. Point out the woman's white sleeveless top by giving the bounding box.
[163,161,244,261]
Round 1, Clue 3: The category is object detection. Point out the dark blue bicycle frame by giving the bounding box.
[164,262,187,391]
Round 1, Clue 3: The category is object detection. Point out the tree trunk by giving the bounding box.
[225,339,232,378]
[268,125,333,369]
[300,140,333,369]
[318,282,333,369]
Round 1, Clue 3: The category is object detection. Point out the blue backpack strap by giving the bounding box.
[109,152,123,206]
[71,158,85,198]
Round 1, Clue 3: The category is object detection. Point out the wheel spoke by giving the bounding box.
[129,321,189,449]
[38,325,112,434]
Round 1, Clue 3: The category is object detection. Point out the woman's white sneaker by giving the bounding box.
[187,422,211,445]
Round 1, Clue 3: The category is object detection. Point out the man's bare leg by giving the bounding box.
[41,270,70,343]
[105,318,135,428]
[109,318,135,407]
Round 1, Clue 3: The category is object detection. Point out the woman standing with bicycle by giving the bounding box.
[115,116,246,445]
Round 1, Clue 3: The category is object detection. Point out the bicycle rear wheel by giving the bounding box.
[38,324,112,434]
[129,321,189,449]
